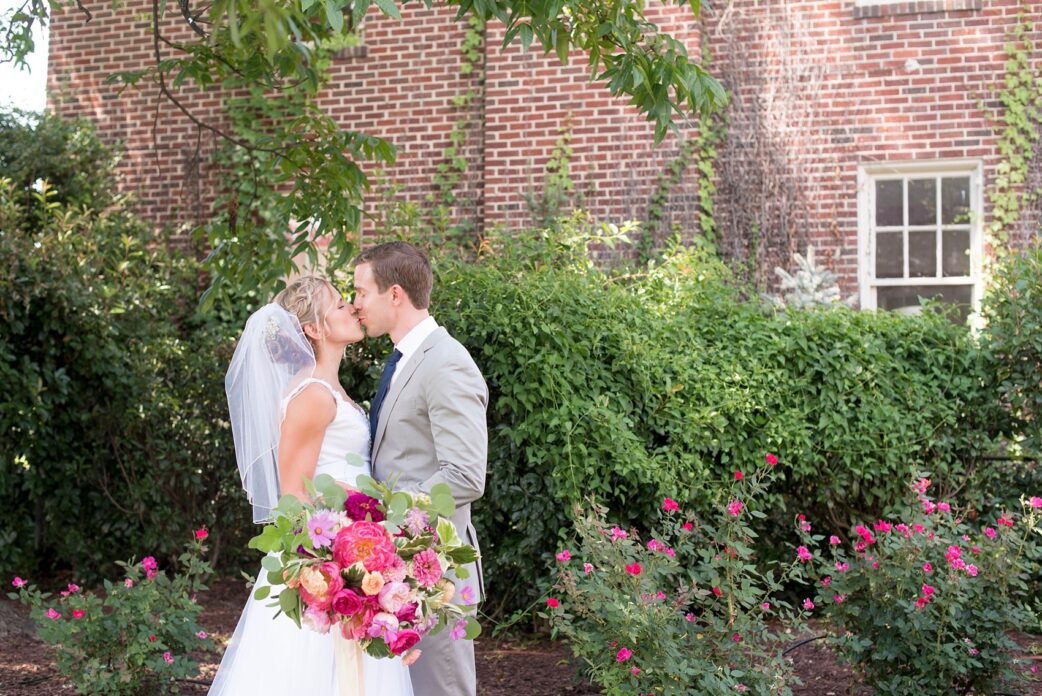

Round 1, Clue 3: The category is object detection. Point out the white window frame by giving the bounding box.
[857,159,983,317]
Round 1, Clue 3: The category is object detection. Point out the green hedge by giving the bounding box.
[429,230,1007,614]
[0,114,256,580]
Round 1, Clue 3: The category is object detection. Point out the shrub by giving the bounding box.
[544,454,804,695]
[796,479,1041,693]
[428,223,1006,615]
[981,239,1042,456]
[8,531,214,695]
[0,115,255,580]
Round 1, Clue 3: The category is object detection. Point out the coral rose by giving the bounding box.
[298,562,344,612]
[361,571,386,596]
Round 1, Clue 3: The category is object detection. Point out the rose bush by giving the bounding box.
[8,531,213,695]
[543,454,810,695]
[795,479,1041,694]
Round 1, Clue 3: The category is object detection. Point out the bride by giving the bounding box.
[210,274,414,695]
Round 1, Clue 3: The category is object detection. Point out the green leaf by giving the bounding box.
[373,0,401,19]
[261,555,282,572]
[248,525,284,553]
[324,0,344,33]
[463,616,482,639]
[430,483,456,518]
[253,585,271,601]
[436,516,462,547]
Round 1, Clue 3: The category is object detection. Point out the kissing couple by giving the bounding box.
[210,241,488,696]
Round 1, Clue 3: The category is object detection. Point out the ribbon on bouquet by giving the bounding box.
[333,629,366,696]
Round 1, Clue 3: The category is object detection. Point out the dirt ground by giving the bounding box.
[1,578,1039,695]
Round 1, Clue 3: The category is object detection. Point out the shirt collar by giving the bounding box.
[394,315,439,363]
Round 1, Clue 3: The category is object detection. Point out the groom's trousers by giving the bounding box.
[409,629,476,696]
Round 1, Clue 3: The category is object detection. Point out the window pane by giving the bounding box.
[908,178,936,225]
[942,177,971,224]
[875,180,903,227]
[908,230,936,278]
[943,229,971,276]
[876,231,903,278]
[877,284,973,324]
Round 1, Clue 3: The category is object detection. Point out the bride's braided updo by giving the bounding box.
[274,274,336,350]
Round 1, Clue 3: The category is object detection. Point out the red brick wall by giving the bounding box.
[702,0,1041,293]
[46,0,1041,297]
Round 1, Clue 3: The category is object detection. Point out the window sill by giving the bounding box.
[853,0,981,19]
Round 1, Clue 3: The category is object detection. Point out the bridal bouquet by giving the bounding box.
[248,462,481,662]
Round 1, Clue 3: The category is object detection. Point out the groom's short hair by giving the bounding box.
[354,242,433,309]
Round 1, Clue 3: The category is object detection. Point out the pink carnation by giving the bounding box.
[410,548,443,588]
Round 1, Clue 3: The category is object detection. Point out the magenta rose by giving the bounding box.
[395,602,418,624]
[332,588,364,617]
[389,628,422,655]
[345,492,386,522]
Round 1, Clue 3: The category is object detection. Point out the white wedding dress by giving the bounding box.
[209,379,414,696]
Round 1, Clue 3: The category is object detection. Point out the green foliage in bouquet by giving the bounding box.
[795,480,1041,694]
[8,533,213,695]
[544,455,807,695]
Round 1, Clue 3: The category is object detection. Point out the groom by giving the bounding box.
[352,241,488,696]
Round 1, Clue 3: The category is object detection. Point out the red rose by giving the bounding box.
[389,629,422,655]
[546,597,559,608]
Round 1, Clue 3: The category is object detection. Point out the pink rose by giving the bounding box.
[765,453,779,466]
[389,629,422,655]
[45,608,61,620]
[616,647,632,662]
[194,527,209,541]
[662,497,679,512]
[546,597,559,608]
[378,582,413,614]
[625,563,642,576]
[555,550,571,562]
[11,577,26,588]
[303,606,332,633]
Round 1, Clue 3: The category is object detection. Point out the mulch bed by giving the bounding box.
[1,578,1039,695]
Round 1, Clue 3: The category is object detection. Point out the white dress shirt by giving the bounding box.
[391,315,439,385]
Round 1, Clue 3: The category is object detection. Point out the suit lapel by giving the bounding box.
[372,327,447,464]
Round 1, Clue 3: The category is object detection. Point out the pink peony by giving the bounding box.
[410,548,443,588]
[555,550,571,562]
[389,629,422,656]
[333,521,397,571]
[727,500,744,517]
[662,497,679,512]
[616,647,632,662]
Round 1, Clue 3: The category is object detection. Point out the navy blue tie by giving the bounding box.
[369,348,402,441]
